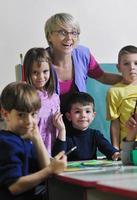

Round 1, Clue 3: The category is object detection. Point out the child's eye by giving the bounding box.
[31,112,38,118]
[123,63,129,66]
[86,110,91,113]
[18,112,25,118]
[43,70,49,74]
[33,71,38,75]
[75,110,80,114]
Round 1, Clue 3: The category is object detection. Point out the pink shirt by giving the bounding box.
[59,80,73,95]
[59,55,103,95]
[88,54,103,78]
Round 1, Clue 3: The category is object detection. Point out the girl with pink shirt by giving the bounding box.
[23,48,59,155]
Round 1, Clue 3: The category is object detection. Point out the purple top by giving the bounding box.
[47,45,104,114]
[50,45,104,95]
[37,90,60,155]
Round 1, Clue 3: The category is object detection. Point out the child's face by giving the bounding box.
[66,103,96,131]
[118,53,137,84]
[31,61,50,90]
[2,109,38,136]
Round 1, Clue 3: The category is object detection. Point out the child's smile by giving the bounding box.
[67,103,96,131]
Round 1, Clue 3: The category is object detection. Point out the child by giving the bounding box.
[23,48,60,155]
[0,82,67,200]
[52,92,120,161]
[106,45,137,150]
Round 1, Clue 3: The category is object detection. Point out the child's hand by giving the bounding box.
[49,151,67,174]
[53,112,66,141]
[126,114,137,130]
[21,123,40,141]
[126,114,137,141]
[53,112,65,131]
[112,152,121,161]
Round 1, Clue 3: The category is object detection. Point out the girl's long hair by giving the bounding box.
[23,47,55,96]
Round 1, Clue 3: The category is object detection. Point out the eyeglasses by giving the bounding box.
[52,29,80,38]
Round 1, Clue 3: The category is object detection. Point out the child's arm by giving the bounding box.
[121,114,137,165]
[110,119,120,150]
[53,112,66,141]
[8,151,67,195]
[52,112,67,156]
[96,130,120,160]
[125,113,137,141]
[22,123,50,168]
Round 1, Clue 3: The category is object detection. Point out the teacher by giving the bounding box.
[44,12,121,114]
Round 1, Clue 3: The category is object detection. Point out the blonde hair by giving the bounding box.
[44,13,80,45]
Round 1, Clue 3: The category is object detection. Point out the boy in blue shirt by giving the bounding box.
[52,92,120,161]
[0,82,67,200]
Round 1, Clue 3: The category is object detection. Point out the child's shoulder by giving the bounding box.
[110,82,125,88]
[51,92,60,99]
[49,92,60,104]
[88,128,102,136]
[108,82,137,96]
[38,90,59,101]
[0,130,22,147]
[108,82,127,94]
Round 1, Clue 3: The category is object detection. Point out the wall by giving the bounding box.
[1,0,137,92]
[87,64,119,143]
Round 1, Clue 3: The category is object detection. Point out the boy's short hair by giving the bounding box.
[118,45,137,63]
[1,81,41,112]
[66,92,95,112]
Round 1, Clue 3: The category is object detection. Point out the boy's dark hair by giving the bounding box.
[23,47,55,96]
[118,45,137,63]
[1,81,41,112]
[66,92,95,112]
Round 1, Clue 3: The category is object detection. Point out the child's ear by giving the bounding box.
[116,64,121,72]
[1,108,9,120]
[65,112,72,121]
[93,112,96,117]
[92,112,96,120]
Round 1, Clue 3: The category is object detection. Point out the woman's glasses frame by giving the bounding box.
[52,29,80,38]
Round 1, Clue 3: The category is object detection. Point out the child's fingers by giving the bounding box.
[54,151,66,160]
[53,112,63,123]
[126,116,137,129]
[112,152,120,161]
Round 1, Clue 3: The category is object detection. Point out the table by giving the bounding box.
[48,161,137,200]
[97,177,137,199]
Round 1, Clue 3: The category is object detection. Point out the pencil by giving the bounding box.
[50,146,77,160]
[133,99,137,119]
[65,146,77,156]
